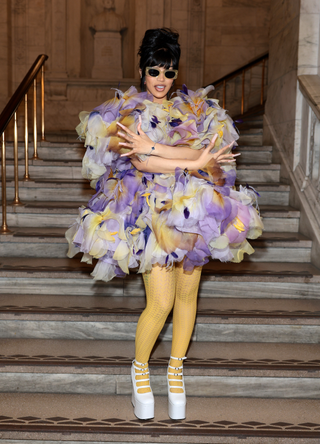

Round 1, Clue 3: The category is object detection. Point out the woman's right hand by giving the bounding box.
[193,134,239,170]
[118,116,154,157]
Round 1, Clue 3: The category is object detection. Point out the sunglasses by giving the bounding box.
[145,67,178,80]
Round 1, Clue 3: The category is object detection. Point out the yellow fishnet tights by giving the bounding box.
[134,262,202,394]
[170,262,202,393]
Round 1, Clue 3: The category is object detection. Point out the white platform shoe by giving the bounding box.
[167,356,187,420]
[131,360,154,420]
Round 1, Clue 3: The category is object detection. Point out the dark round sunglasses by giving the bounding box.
[145,67,178,80]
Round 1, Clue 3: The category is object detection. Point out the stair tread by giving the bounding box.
[0,258,319,282]
[1,228,311,247]
[6,179,289,191]
[237,182,290,190]
[0,294,319,318]
[1,201,300,214]
[8,160,279,169]
[0,393,318,441]
[237,164,280,170]
[235,145,272,151]
[1,339,319,369]
[7,159,82,166]
[237,128,263,134]
[260,205,300,216]
[5,141,84,148]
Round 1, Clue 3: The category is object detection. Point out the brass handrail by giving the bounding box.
[207,52,269,113]
[0,54,48,234]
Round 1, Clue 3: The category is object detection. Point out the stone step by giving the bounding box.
[0,229,312,262]
[0,292,319,318]
[234,145,272,164]
[5,141,272,165]
[0,292,320,325]
[4,179,289,206]
[1,274,320,299]
[0,298,319,343]
[0,393,318,442]
[5,161,281,183]
[1,339,319,372]
[1,202,300,232]
[235,118,263,130]
[2,319,317,344]
[238,133,263,146]
[4,140,84,161]
[1,258,319,291]
[241,183,290,206]
[4,178,94,202]
[261,205,300,232]
[237,128,263,134]
[6,159,84,180]
[0,362,318,399]
[236,164,280,183]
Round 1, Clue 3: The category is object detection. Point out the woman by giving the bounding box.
[66,28,263,421]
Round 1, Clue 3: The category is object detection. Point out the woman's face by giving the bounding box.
[142,66,175,104]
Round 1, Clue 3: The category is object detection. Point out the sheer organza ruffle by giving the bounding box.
[66,85,263,282]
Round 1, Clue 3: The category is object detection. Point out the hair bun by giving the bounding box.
[138,28,181,92]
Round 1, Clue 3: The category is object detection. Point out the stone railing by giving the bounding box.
[295,75,320,227]
[264,74,320,267]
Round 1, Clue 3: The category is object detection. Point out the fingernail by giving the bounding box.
[233,153,241,157]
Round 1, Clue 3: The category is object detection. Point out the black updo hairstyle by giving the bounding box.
[138,28,181,92]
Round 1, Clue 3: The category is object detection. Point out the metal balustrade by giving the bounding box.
[0,55,48,234]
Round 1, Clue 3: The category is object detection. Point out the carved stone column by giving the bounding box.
[51,0,67,77]
[92,31,123,79]
[134,0,165,80]
[66,0,81,78]
[186,0,205,90]
[11,0,27,89]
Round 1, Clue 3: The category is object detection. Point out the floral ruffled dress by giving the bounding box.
[66,85,264,282]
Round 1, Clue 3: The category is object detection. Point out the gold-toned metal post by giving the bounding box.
[223,79,226,109]
[12,112,23,206]
[32,78,41,160]
[261,58,266,105]
[41,65,45,141]
[1,132,12,234]
[241,69,245,115]
[23,93,31,181]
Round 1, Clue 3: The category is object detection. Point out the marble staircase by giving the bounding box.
[0,115,320,443]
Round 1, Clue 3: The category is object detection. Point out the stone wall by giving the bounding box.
[263,0,300,170]
[204,0,270,86]
[264,0,320,267]
[0,0,271,134]
[0,0,9,110]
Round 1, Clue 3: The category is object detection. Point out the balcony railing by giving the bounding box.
[207,53,269,116]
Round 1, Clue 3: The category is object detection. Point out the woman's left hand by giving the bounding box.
[193,134,239,170]
[117,116,155,157]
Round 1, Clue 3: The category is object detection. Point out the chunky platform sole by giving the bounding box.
[168,397,186,420]
[131,361,154,420]
[167,356,187,420]
[131,390,154,420]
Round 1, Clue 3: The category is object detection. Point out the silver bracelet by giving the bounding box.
[147,144,156,156]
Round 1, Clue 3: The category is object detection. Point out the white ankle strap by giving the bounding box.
[133,360,149,376]
[133,359,148,367]
[169,356,186,370]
